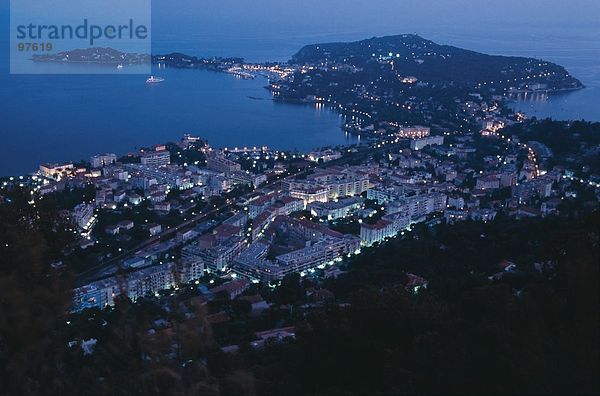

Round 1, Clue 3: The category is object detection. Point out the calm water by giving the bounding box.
[0,65,353,176]
[443,30,600,121]
[1,2,599,176]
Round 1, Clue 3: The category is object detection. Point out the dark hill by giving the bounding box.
[290,34,583,90]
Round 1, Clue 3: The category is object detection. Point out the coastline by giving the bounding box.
[0,66,349,177]
[506,85,585,96]
[6,36,595,176]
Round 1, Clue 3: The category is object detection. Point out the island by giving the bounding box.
[32,47,150,65]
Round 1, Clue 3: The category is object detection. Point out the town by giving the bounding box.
[1,37,598,365]
[3,108,597,319]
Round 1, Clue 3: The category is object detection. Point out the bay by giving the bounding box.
[1,5,599,176]
[0,65,350,177]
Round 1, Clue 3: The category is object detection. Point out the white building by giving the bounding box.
[397,125,430,139]
[72,259,206,312]
[367,186,405,204]
[444,209,469,223]
[234,218,359,282]
[230,171,267,188]
[360,211,410,246]
[182,236,246,272]
[72,203,95,231]
[248,193,277,219]
[308,196,364,220]
[360,219,395,246]
[148,223,162,236]
[39,162,74,180]
[125,164,192,191]
[512,176,554,202]
[476,176,501,190]
[179,257,205,283]
[126,262,177,301]
[206,151,241,173]
[289,187,329,206]
[91,153,117,168]
[410,136,444,151]
[285,173,369,201]
[447,196,465,210]
[307,149,342,163]
[140,150,171,167]
[386,192,447,221]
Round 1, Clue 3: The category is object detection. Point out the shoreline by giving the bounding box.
[11,41,594,176]
[506,85,585,96]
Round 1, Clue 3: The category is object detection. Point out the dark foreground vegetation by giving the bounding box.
[0,187,598,395]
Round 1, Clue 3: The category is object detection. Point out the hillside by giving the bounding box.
[290,34,583,92]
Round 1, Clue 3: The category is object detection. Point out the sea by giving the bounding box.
[0,14,599,177]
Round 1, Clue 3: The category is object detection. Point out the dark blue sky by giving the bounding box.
[152,0,598,29]
[149,0,599,40]
[2,0,599,61]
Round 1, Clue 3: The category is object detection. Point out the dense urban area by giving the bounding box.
[1,35,598,395]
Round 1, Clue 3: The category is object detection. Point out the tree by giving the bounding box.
[232,299,252,319]
[270,273,305,307]
[0,188,74,394]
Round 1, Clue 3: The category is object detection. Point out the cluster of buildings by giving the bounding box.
[50,120,594,313]
[206,149,268,188]
[248,194,306,240]
[233,216,360,282]
[395,125,431,139]
[47,143,277,232]
[360,192,447,246]
[283,166,370,205]
[182,221,248,273]
[307,149,342,163]
[481,118,506,135]
[512,173,558,203]
[308,196,365,220]
[72,258,204,311]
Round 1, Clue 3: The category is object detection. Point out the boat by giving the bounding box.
[146,75,165,84]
